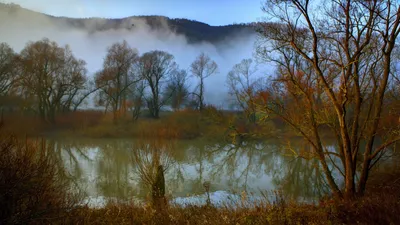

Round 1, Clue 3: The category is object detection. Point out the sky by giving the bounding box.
[0,0,266,26]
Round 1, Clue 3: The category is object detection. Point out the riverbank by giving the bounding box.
[64,164,400,225]
[1,134,399,225]
[12,172,400,224]
[1,108,280,141]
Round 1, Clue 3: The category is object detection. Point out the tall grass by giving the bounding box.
[1,108,280,141]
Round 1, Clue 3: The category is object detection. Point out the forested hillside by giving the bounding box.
[0,3,255,43]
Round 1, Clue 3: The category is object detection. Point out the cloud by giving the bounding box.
[0,5,258,107]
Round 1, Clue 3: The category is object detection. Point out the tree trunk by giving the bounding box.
[357,155,371,196]
[199,78,204,111]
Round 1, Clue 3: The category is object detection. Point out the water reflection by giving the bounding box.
[48,138,335,205]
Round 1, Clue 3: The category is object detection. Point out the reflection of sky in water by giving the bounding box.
[54,138,337,206]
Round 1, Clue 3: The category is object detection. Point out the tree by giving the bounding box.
[127,79,146,121]
[0,43,17,97]
[131,139,174,209]
[67,77,102,112]
[138,50,177,118]
[190,53,218,111]
[18,38,87,123]
[164,69,190,111]
[226,58,262,123]
[95,40,139,123]
[257,0,400,199]
[0,43,20,113]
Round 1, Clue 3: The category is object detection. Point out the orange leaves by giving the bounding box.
[254,90,270,104]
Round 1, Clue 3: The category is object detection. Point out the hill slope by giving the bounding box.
[0,3,256,44]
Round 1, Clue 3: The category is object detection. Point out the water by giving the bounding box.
[47,137,337,207]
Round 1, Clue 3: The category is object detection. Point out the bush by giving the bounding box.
[0,135,80,224]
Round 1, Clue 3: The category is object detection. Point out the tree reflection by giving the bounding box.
[202,140,334,201]
[48,137,342,203]
[95,140,133,200]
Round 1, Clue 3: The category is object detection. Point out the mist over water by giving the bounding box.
[0,5,259,107]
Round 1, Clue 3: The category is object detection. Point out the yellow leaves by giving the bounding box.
[281,140,299,158]
[281,140,318,160]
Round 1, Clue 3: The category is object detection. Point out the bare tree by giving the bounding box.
[68,77,102,112]
[18,38,87,123]
[0,43,17,97]
[227,58,262,123]
[190,53,218,111]
[257,0,400,199]
[138,50,177,118]
[127,79,146,121]
[131,139,174,209]
[164,69,190,111]
[0,43,19,115]
[95,40,139,123]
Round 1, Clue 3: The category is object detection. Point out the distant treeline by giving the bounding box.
[0,38,267,126]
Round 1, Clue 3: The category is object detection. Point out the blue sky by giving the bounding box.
[1,0,266,25]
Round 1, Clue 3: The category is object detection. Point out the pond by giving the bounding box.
[47,137,342,207]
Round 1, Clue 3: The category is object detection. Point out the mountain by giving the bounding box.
[0,3,256,44]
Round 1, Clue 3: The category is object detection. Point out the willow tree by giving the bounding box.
[138,50,177,119]
[95,40,139,122]
[258,0,400,199]
[132,139,174,209]
[0,43,17,97]
[19,38,87,123]
[0,43,19,113]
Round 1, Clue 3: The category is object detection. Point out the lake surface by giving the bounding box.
[48,138,340,207]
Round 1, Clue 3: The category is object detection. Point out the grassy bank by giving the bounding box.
[1,135,400,225]
[1,108,279,141]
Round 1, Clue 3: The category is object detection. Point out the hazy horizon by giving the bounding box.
[0,0,265,26]
[0,2,271,108]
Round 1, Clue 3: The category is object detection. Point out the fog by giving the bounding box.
[0,5,260,107]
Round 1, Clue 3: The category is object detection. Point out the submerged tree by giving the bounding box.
[131,139,174,209]
[95,40,139,122]
[190,53,218,111]
[257,0,400,199]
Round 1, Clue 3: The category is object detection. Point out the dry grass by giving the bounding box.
[1,114,45,136]
[64,203,332,225]
[54,110,104,130]
[0,108,279,141]
[72,109,231,140]
[58,173,400,225]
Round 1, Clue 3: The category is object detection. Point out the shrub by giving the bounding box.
[0,135,80,224]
